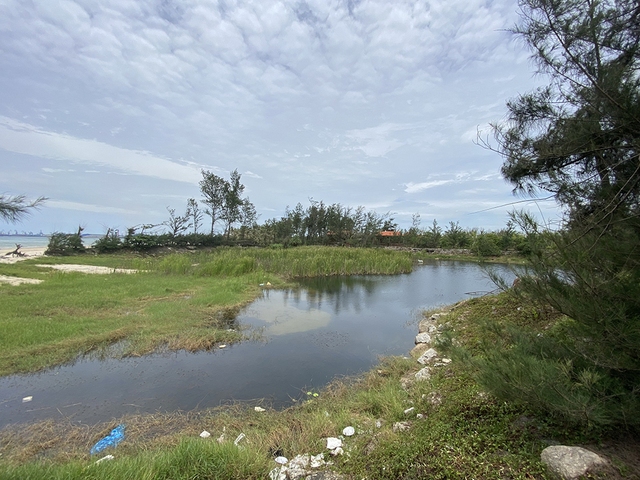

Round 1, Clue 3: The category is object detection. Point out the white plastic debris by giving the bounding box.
[219,344,227,348]
[234,433,246,445]
[404,407,415,415]
[274,456,288,465]
[326,437,342,450]
[94,454,115,464]
[331,447,344,456]
[254,406,266,412]
[199,430,211,438]
[310,453,325,468]
[342,426,355,437]
[22,396,32,403]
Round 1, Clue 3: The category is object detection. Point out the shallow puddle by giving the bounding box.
[0,261,514,427]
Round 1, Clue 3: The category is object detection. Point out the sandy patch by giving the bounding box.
[0,275,43,286]
[36,264,139,274]
[0,247,46,264]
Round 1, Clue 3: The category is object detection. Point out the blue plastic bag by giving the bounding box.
[90,424,125,455]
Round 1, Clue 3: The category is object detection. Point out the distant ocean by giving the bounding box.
[0,234,103,249]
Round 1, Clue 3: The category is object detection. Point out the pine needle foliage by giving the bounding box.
[475,0,640,430]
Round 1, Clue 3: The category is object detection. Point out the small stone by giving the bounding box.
[342,426,355,436]
[410,343,429,359]
[274,456,288,465]
[415,332,432,344]
[418,319,434,333]
[426,391,443,406]
[417,348,439,365]
[375,419,384,429]
[310,453,325,468]
[393,421,411,432]
[541,446,608,480]
[414,367,432,381]
[269,467,287,480]
[289,454,311,470]
[199,430,211,438]
[326,437,342,450]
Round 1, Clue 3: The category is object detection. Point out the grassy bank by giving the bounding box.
[2,292,637,478]
[0,246,413,376]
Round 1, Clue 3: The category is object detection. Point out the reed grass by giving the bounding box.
[142,246,413,278]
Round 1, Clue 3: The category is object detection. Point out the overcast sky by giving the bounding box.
[0,0,559,235]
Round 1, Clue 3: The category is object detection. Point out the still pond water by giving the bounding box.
[0,261,514,428]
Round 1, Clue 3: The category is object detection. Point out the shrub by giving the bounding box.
[93,229,123,253]
[45,231,85,255]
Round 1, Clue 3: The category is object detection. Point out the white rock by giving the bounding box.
[310,453,325,468]
[393,422,411,432]
[375,419,384,429]
[541,446,608,480]
[415,332,432,344]
[274,456,288,465]
[342,426,355,436]
[326,437,342,450]
[199,430,211,438]
[289,454,310,469]
[417,348,439,365]
[414,367,432,381]
[269,467,287,480]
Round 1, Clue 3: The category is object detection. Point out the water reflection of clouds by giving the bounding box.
[248,300,331,336]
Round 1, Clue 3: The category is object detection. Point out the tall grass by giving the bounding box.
[143,246,413,278]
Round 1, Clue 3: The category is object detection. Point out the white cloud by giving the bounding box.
[0,117,201,184]
[46,200,134,215]
[404,180,454,193]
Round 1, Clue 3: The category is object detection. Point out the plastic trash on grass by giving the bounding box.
[90,424,125,455]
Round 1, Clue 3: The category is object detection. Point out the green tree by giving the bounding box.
[476,0,640,428]
[199,170,227,235]
[221,169,246,239]
[0,194,46,223]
